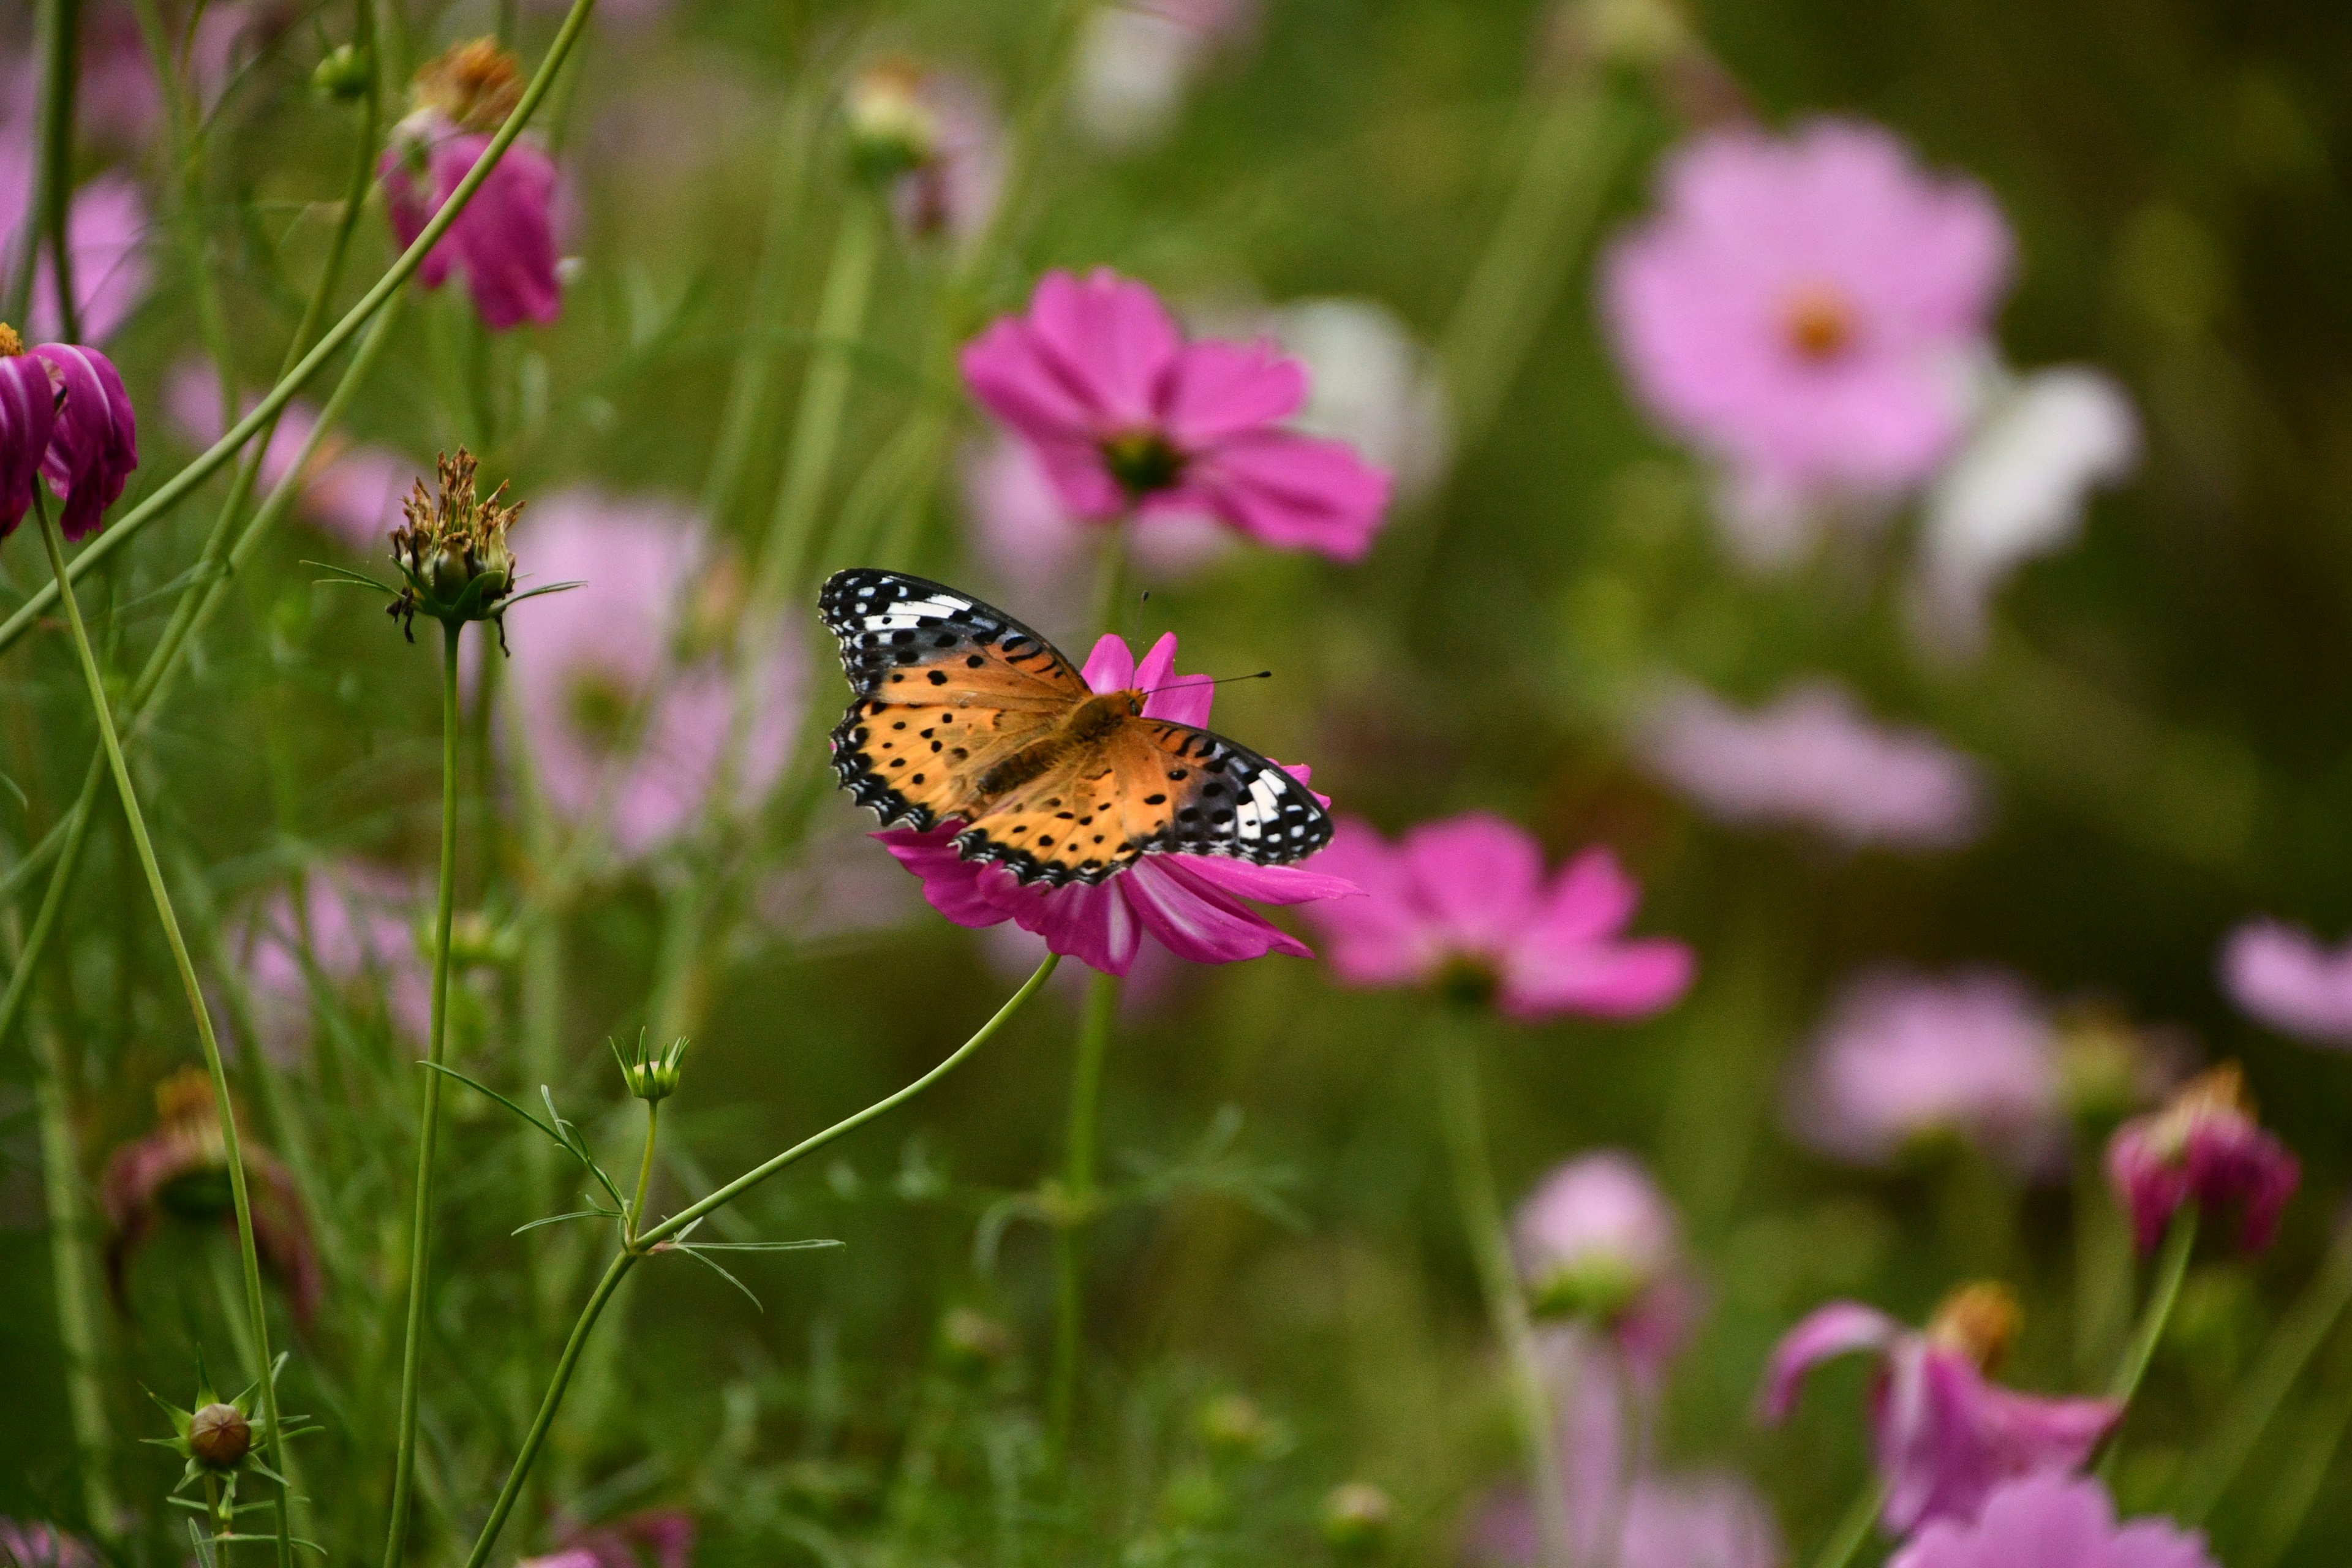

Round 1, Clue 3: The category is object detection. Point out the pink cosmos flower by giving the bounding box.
[0,1519,98,1568]
[505,492,802,859]
[0,339,54,535]
[1604,119,2011,507]
[380,43,562,332]
[2105,1065,2299,1255]
[1888,1474,2215,1568]
[10,341,138,540]
[164,360,412,549]
[1513,1150,1699,1376]
[875,631,1357,978]
[1635,679,1988,851]
[1787,969,2062,1173]
[1301,812,1695,1022]
[1760,1286,2120,1536]
[243,862,432,1047]
[960,268,1392,561]
[2218,918,2352,1048]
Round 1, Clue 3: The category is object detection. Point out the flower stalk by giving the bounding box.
[2097,1202,2198,1477]
[1049,968,1120,1455]
[1809,1477,1889,1568]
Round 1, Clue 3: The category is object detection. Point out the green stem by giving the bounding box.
[0,0,603,661]
[1436,1022,1572,1568]
[1049,968,1118,1455]
[699,96,812,530]
[33,494,291,1568]
[2176,1218,2352,1522]
[380,619,467,1568]
[1809,1478,1887,1568]
[627,1101,662,1243]
[2071,1139,2135,1384]
[6,0,72,327]
[131,0,236,404]
[464,956,1062,1567]
[28,995,121,1534]
[2098,1204,2199,1479]
[37,0,81,344]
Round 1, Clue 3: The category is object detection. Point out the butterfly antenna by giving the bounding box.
[1142,670,1274,699]
[1123,589,1153,648]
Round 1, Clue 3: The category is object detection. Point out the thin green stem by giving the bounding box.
[6,0,72,327]
[2098,1204,2199,1478]
[34,494,292,1568]
[699,96,813,529]
[1437,1021,1572,1568]
[464,957,1063,1568]
[1049,969,1118,1455]
[131,0,237,404]
[0,0,603,660]
[1809,1478,1887,1568]
[380,619,467,1568]
[28,993,120,1534]
[37,0,81,344]
[2071,1139,2135,1384]
[627,1101,662,1244]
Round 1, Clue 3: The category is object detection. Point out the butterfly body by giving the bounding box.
[820,569,1332,888]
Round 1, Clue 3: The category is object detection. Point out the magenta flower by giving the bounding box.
[1635,679,1988,851]
[539,1510,695,1568]
[1889,1474,2215,1568]
[243,862,432,1048]
[165,360,412,549]
[1301,812,1694,1022]
[2219,918,2352,1048]
[0,1520,97,1568]
[1760,1286,2120,1536]
[20,341,138,540]
[1513,1150,1698,1376]
[1787,968,2062,1173]
[505,492,802,859]
[380,42,562,332]
[2105,1064,2299,1255]
[960,268,1392,561]
[0,333,55,535]
[1604,119,2011,503]
[876,631,1357,977]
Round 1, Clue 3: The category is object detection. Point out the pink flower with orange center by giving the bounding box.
[2105,1064,2299,1254]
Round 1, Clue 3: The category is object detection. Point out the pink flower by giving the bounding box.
[960,268,1391,561]
[1787,969,2062,1172]
[0,111,153,344]
[0,1520,98,1568]
[1760,1286,2120,1536]
[243,862,432,1047]
[164,360,412,549]
[875,631,1357,978]
[544,1510,695,1568]
[505,492,802,859]
[1604,119,2011,502]
[2219,918,2352,1047]
[1300,812,1695,1022]
[844,61,1005,246]
[1635,679,1988,851]
[380,43,562,332]
[1889,1474,2215,1568]
[0,340,55,535]
[2105,1065,2299,1255]
[31,342,138,540]
[1513,1151,1698,1375]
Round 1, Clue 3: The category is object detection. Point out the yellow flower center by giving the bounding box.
[1780,281,1860,363]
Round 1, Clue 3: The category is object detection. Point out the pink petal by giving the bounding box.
[1499,937,1695,1022]
[1183,427,1392,561]
[1124,858,1313,965]
[1398,812,1548,957]
[876,830,1013,930]
[1297,818,1441,988]
[1158,337,1305,447]
[1081,633,1139,693]
[1025,268,1185,429]
[1009,873,1146,975]
[1755,1300,1901,1424]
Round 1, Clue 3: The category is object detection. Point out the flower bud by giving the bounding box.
[1194,1392,1286,1463]
[844,59,940,184]
[312,43,373,100]
[618,1033,689,1102]
[1319,1482,1395,1556]
[188,1401,252,1469]
[2106,1063,2301,1255]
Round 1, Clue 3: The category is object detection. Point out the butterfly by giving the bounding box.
[820,568,1334,888]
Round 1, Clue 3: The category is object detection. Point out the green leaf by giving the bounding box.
[673,1245,764,1312]
[680,1238,845,1253]
[420,1061,564,1144]
[512,1208,622,1236]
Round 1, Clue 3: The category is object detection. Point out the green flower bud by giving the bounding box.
[617,1032,690,1102]
[1319,1483,1395,1556]
[311,43,374,100]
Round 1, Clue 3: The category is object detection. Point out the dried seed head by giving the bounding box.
[388,450,525,637]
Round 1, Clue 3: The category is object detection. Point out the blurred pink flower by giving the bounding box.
[0,341,55,537]
[1635,679,1988,850]
[1302,812,1695,1022]
[960,268,1392,560]
[0,1519,98,1568]
[1889,1474,2215,1568]
[32,342,138,539]
[1073,0,1260,149]
[2106,1065,2298,1255]
[1513,1150,1699,1376]
[1604,119,2010,505]
[1787,968,2062,1172]
[2219,918,2352,1048]
[0,110,153,345]
[505,492,802,859]
[164,360,412,549]
[875,631,1357,978]
[551,1510,695,1568]
[1760,1289,2119,1536]
[244,862,432,1044]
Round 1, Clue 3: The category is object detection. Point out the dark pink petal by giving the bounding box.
[1874,1344,2118,1534]
[2105,1120,2192,1254]
[1755,1300,1902,1423]
[0,353,58,537]
[2183,1116,2300,1253]
[1008,873,1146,974]
[379,137,458,291]
[1125,857,1314,964]
[1130,631,1181,703]
[1159,336,1306,447]
[31,344,137,539]
[1181,426,1392,561]
[876,829,1014,930]
[1163,854,1359,907]
[432,134,563,331]
[960,318,1107,447]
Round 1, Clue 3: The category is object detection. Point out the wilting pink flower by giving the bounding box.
[1637,679,1987,850]
[844,60,1004,246]
[30,342,138,539]
[380,42,562,332]
[876,631,1357,978]
[1787,969,2062,1172]
[960,268,1392,560]
[1073,0,1260,149]
[244,862,432,1046]
[1889,1473,2215,1568]
[2219,918,2352,1048]
[1513,1151,1698,1375]
[1760,1286,2119,1536]
[0,334,55,535]
[0,111,153,344]
[2105,1065,2299,1255]
[1604,120,2010,510]
[505,492,802,859]
[0,1520,98,1568]
[100,1068,321,1324]
[165,361,412,549]
[1302,812,1695,1022]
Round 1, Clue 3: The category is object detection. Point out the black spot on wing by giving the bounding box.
[817,567,1068,698]
[1131,725,1333,867]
